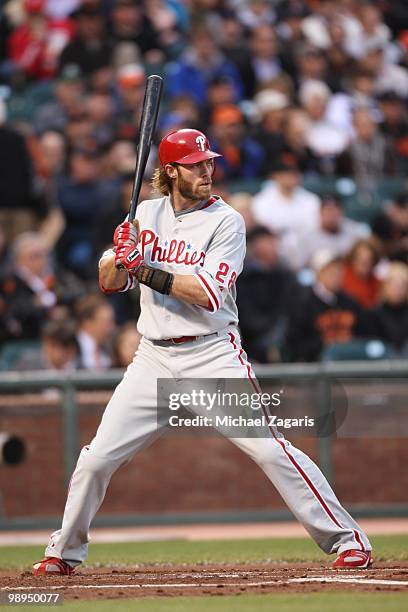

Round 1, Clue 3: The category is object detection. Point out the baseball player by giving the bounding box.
[33,129,372,575]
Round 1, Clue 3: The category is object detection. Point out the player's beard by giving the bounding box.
[176,168,211,202]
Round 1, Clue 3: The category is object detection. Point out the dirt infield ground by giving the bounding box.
[1,562,408,601]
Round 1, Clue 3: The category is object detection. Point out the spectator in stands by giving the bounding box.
[111,39,142,72]
[109,0,163,61]
[34,64,86,134]
[46,1,81,20]
[228,192,256,232]
[293,44,330,91]
[32,130,67,250]
[237,225,300,363]
[158,112,188,140]
[281,108,323,174]
[210,104,265,181]
[251,153,320,247]
[336,107,397,194]
[290,193,369,269]
[360,40,408,99]
[378,91,407,140]
[377,90,408,171]
[115,63,146,140]
[275,0,308,78]
[325,67,377,138]
[382,1,408,37]
[56,149,113,278]
[231,24,283,100]
[14,318,80,371]
[351,2,392,60]
[203,75,239,125]
[219,15,250,95]
[75,293,115,369]
[143,0,185,59]
[64,114,97,153]
[86,91,115,149]
[342,239,381,309]
[8,0,74,81]
[59,5,112,75]
[111,321,142,367]
[299,79,349,171]
[284,249,373,362]
[102,139,137,183]
[300,0,359,59]
[166,96,201,130]
[253,89,289,174]
[37,130,67,184]
[300,0,338,50]
[371,192,408,264]
[237,0,276,30]
[376,262,408,352]
[0,232,56,342]
[324,17,354,88]
[88,63,115,96]
[0,100,46,242]
[166,25,243,106]
[339,1,378,57]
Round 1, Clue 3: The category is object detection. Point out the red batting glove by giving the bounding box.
[115,243,144,275]
[113,221,139,247]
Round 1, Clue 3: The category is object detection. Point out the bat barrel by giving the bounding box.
[128,75,163,222]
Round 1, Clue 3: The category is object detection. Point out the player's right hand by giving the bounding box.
[113,220,139,248]
[115,243,144,275]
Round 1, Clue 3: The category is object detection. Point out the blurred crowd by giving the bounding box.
[0,0,407,370]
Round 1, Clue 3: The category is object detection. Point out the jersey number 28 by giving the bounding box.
[215,263,237,289]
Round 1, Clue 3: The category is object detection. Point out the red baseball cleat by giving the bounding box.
[332,550,373,569]
[32,557,75,576]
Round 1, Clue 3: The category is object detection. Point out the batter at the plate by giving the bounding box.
[33,129,373,575]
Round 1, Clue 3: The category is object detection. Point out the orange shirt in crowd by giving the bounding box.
[342,265,381,309]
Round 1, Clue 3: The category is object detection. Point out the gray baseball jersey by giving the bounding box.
[101,194,246,340]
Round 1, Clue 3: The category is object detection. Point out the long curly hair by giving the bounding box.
[151,166,173,196]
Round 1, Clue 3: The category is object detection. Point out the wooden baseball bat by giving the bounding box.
[128,74,163,222]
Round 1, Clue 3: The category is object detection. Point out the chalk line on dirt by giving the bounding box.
[2,577,408,591]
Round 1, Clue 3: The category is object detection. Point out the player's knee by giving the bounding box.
[250,439,283,468]
[75,446,115,478]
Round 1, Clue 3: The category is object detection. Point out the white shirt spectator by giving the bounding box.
[301,13,331,49]
[301,5,362,53]
[252,180,321,239]
[326,92,379,139]
[77,330,111,370]
[46,0,80,19]
[237,2,276,29]
[376,62,408,99]
[299,80,350,156]
[346,22,391,60]
[289,218,370,270]
[307,120,349,157]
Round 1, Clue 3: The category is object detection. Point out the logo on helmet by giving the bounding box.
[196,135,207,152]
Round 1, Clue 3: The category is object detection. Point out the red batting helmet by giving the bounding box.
[158,129,221,166]
[24,0,45,13]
